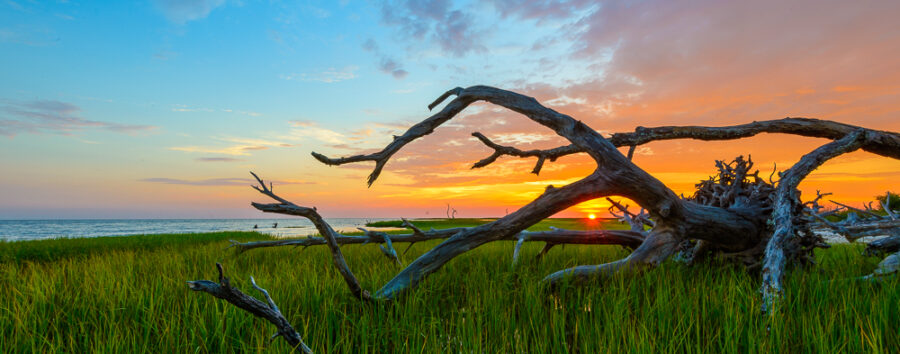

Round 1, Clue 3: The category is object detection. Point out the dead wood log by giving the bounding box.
[761,131,869,312]
[865,235,900,256]
[228,221,644,254]
[188,85,900,344]
[187,263,313,353]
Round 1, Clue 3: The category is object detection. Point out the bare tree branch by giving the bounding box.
[470,131,580,175]
[230,225,645,254]
[249,172,372,301]
[606,197,654,232]
[761,130,869,313]
[186,263,312,353]
[301,86,765,300]
[467,118,900,172]
[829,200,883,219]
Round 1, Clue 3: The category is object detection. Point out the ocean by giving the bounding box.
[0,218,392,242]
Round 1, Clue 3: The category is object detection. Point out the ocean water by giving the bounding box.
[0,218,392,242]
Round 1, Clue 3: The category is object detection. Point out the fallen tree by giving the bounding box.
[187,86,900,351]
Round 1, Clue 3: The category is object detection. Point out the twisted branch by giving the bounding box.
[761,130,869,313]
[467,118,900,172]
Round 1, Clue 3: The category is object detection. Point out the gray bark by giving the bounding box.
[760,131,869,313]
[188,85,900,347]
[187,264,312,353]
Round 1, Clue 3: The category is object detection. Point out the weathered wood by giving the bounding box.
[862,251,900,280]
[250,173,372,301]
[187,264,312,353]
[188,85,900,347]
[229,225,645,254]
[606,197,654,232]
[761,131,868,313]
[543,224,681,287]
[865,235,900,256]
[471,118,900,172]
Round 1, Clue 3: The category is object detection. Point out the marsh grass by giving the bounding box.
[0,221,896,352]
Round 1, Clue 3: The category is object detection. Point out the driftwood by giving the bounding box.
[228,227,645,256]
[188,86,900,349]
[803,191,900,282]
[187,263,312,353]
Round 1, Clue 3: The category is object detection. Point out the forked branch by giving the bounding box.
[187,263,312,353]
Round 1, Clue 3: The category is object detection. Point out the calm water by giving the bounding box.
[0,218,392,242]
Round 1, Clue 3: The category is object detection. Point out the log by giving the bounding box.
[186,85,900,348]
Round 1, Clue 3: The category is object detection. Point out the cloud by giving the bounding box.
[195,157,243,162]
[170,145,266,156]
[379,0,486,57]
[170,136,292,156]
[284,120,347,144]
[280,66,358,83]
[0,26,60,46]
[154,0,224,24]
[362,38,378,52]
[362,38,408,80]
[378,58,409,79]
[490,133,554,145]
[171,104,213,112]
[487,0,595,21]
[0,99,156,137]
[5,1,24,11]
[140,177,316,187]
[153,50,177,61]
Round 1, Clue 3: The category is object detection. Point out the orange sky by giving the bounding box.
[0,0,897,219]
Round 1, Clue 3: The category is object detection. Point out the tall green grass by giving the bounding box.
[0,227,896,352]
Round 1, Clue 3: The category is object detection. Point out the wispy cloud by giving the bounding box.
[379,1,486,57]
[195,157,243,162]
[379,58,409,79]
[283,120,346,144]
[0,27,60,47]
[5,1,24,11]
[171,105,262,117]
[220,108,262,117]
[169,137,293,156]
[171,104,213,112]
[362,38,408,79]
[170,145,266,156]
[153,0,224,24]
[280,66,358,83]
[0,99,156,137]
[489,133,554,145]
[140,177,316,187]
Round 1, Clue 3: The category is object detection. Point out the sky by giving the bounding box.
[0,0,898,219]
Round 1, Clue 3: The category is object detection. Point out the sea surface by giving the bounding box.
[0,218,393,242]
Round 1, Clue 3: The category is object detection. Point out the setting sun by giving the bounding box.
[588,214,597,220]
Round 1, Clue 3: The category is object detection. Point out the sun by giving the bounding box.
[588,213,597,220]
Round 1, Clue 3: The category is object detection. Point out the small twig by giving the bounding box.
[829,200,881,218]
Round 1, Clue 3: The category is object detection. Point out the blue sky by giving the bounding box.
[1,0,898,218]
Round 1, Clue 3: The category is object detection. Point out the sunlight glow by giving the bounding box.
[588,213,597,220]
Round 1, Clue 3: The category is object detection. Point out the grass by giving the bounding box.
[0,219,897,353]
